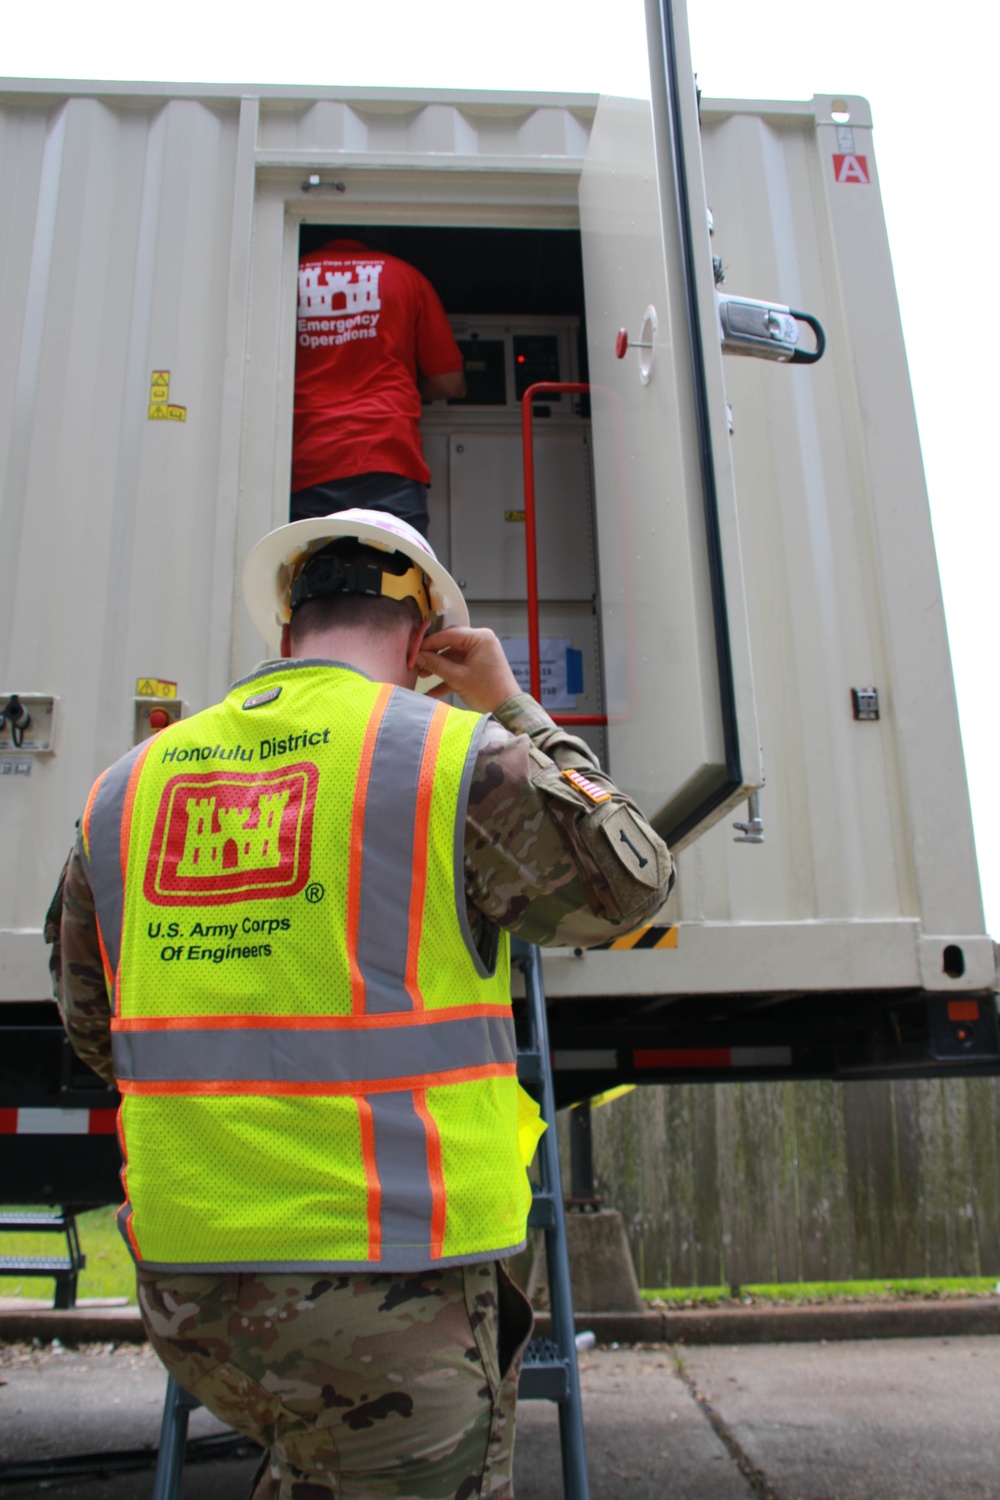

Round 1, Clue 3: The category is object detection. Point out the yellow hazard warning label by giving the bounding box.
[504,510,526,523]
[148,372,186,422]
[136,678,177,699]
[590,924,678,952]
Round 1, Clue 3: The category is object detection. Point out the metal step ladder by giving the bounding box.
[151,940,589,1500]
[513,938,591,1500]
[0,1208,85,1309]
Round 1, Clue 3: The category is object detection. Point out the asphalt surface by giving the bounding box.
[4,1334,1000,1498]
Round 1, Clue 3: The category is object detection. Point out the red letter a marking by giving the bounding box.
[833,153,870,184]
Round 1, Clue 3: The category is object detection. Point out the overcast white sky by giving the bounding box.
[5,0,998,939]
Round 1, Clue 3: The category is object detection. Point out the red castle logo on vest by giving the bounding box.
[143,764,318,906]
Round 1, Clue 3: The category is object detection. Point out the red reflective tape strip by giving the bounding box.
[0,1108,16,1133]
[948,1000,980,1022]
[88,1109,119,1134]
[6,1109,91,1133]
[634,1048,732,1069]
[117,1061,518,1098]
[356,1097,382,1262]
[405,702,449,1011]
[413,1088,446,1258]
[347,685,394,1016]
[110,1004,513,1032]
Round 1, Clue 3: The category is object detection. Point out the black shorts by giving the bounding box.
[290,473,429,536]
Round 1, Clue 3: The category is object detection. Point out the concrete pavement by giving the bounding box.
[5,1335,1000,1498]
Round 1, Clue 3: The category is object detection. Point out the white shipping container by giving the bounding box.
[0,0,994,1091]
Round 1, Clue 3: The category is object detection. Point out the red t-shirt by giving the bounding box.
[292,240,463,491]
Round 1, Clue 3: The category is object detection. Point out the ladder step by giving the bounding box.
[519,1338,570,1400]
[0,1212,69,1232]
[0,1255,75,1274]
[515,1051,544,1084]
[527,1191,556,1228]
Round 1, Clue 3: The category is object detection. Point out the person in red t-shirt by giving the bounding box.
[291,239,464,535]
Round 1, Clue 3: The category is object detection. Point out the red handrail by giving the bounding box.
[520,383,607,727]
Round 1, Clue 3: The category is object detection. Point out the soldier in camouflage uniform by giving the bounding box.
[49,512,673,1500]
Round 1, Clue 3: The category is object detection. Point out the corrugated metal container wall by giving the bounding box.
[0,94,242,967]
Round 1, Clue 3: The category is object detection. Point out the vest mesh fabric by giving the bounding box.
[85,664,526,1272]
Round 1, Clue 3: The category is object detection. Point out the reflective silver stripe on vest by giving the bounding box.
[83,742,147,982]
[369,1091,435,1252]
[356,689,434,1014]
[111,1011,516,1083]
[124,1243,527,1275]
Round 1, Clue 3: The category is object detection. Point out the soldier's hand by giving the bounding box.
[417,628,520,713]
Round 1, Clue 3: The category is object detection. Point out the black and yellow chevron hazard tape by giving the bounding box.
[589,923,676,952]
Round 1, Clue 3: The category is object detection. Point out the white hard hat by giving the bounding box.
[242,508,469,650]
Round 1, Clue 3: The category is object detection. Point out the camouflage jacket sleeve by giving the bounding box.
[464,692,674,948]
[45,838,116,1086]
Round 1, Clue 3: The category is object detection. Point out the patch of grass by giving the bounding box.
[0,1204,135,1303]
[641,1284,731,1305]
[641,1276,999,1306]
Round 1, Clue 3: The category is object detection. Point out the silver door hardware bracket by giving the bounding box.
[717,294,825,364]
[301,176,347,193]
[733,790,764,843]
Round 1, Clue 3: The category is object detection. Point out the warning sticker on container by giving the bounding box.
[136,678,177,699]
[0,758,32,776]
[148,370,187,422]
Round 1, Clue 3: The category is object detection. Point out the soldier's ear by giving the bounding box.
[406,619,432,672]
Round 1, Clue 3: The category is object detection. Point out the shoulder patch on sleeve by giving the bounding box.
[599,806,664,889]
[561,767,612,805]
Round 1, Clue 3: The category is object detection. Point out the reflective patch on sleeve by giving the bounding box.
[243,686,282,710]
[560,767,612,805]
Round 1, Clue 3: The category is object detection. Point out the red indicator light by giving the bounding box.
[517,354,526,363]
[149,708,171,731]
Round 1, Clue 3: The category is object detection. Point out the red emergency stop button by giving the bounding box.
[149,708,171,731]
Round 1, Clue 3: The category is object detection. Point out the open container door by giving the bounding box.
[580,0,762,852]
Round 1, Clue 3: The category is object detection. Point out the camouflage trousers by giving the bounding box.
[137,1260,533,1500]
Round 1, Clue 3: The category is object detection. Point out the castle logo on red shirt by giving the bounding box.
[298,261,383,349]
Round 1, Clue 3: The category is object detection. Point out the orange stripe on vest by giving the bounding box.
[110,1003,515,1033]
[116,1061,518,1098]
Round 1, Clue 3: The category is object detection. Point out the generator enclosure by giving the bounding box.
[1,0,996,1197]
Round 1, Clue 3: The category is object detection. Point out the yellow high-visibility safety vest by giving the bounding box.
[80,661,542,1272]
